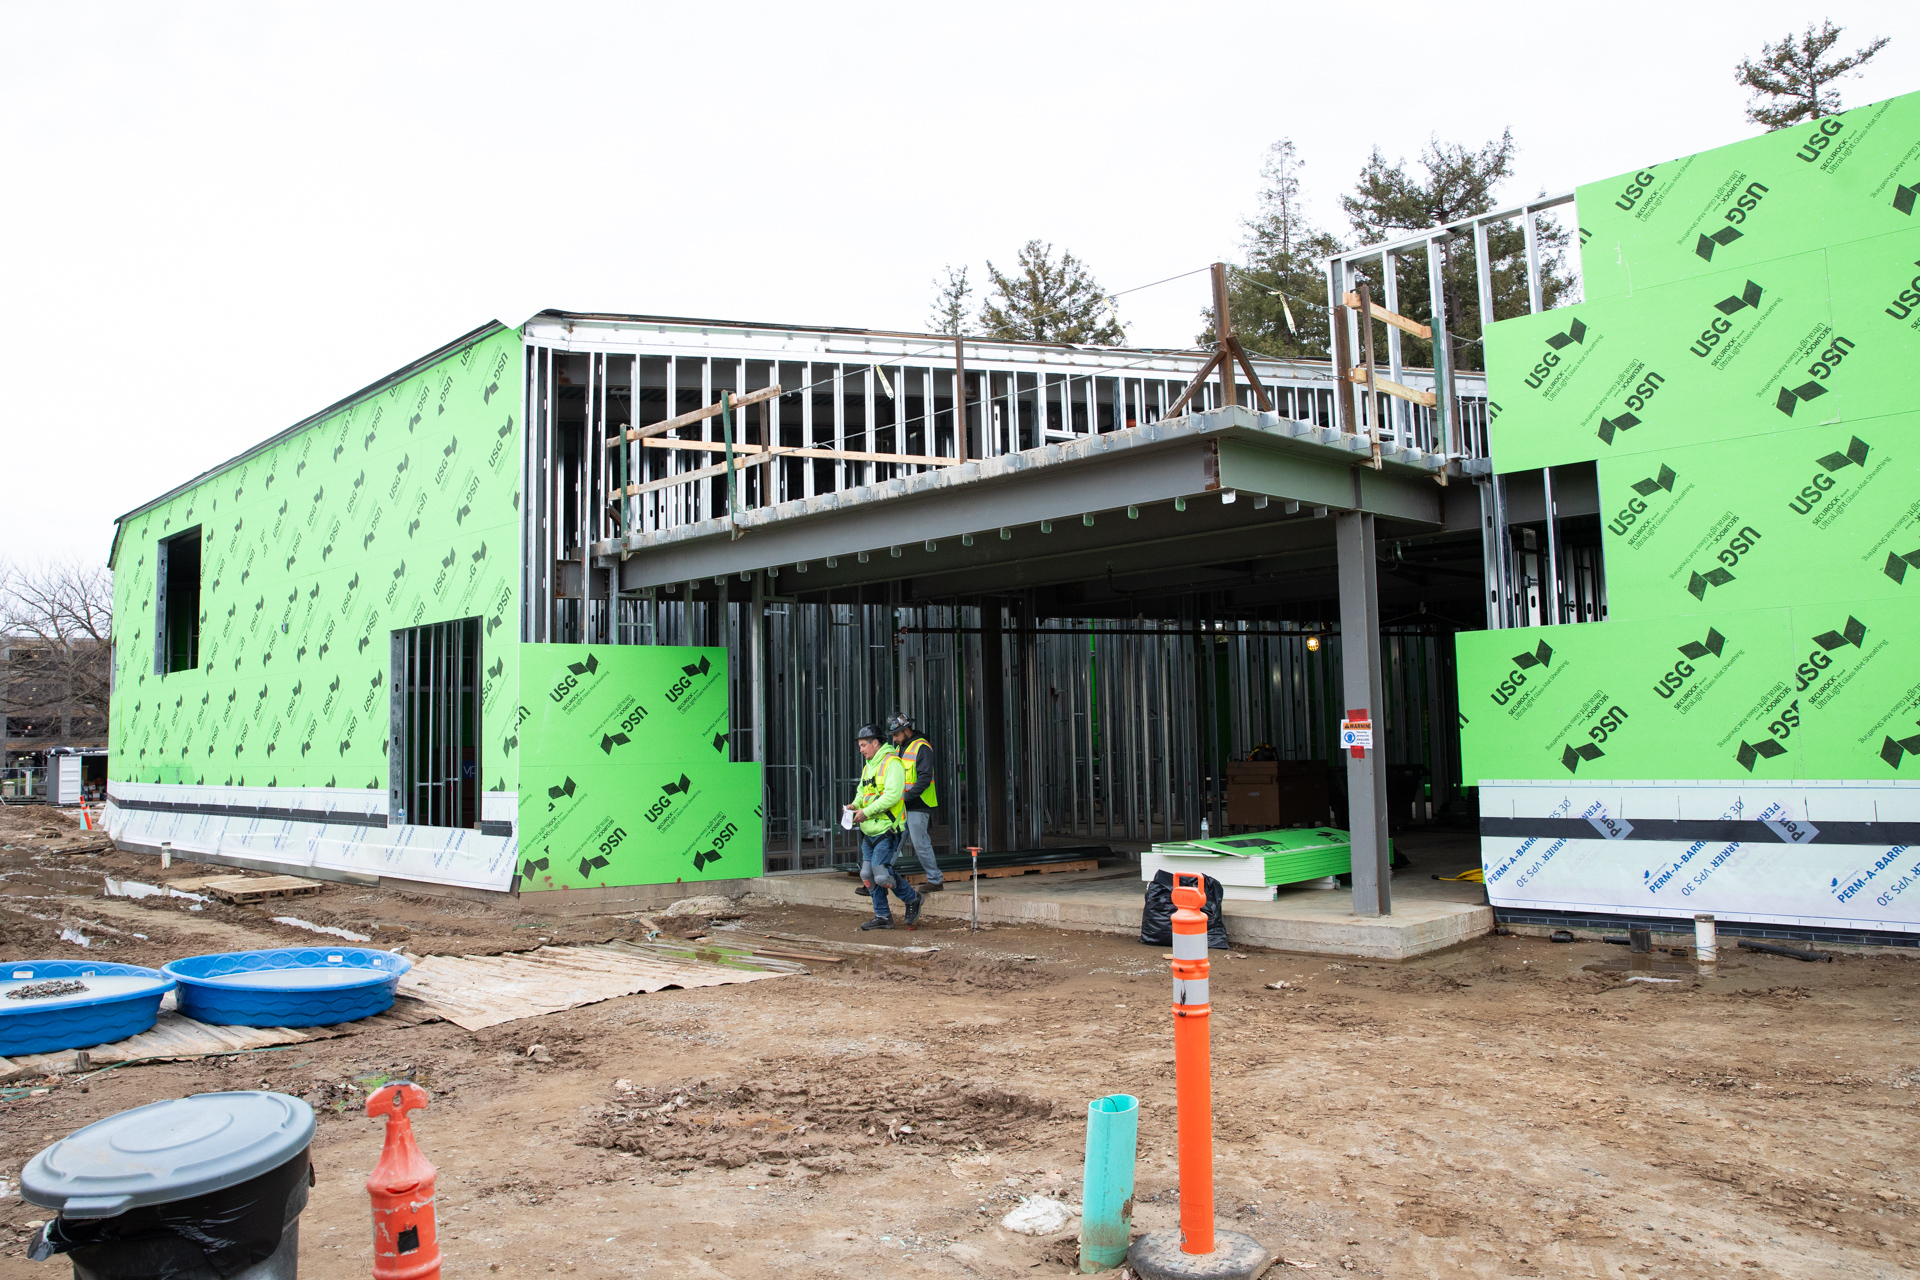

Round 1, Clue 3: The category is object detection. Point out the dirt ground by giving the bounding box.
[3,804,1918,1280]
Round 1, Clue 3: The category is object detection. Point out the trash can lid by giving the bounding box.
[20,1091,315,1218]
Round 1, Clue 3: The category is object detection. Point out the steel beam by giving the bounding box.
[1335,510,1390,917]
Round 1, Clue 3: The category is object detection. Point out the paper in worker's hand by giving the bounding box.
[841,808,856,830]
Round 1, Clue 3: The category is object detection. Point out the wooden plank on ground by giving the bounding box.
[200,874,324,903]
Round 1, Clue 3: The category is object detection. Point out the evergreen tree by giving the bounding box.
[929,265,974,335]
[979,241,1126,345]
[1736,20,1889,129]
[1338,131,1574,373]
[1203,139,1343,361]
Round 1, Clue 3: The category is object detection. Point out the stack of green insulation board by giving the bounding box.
[1141,828,1359,901]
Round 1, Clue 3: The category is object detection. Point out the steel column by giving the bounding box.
[1335,510,1391,916]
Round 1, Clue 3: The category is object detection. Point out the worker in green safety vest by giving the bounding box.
[845,723,921,931]
[888,712,943,891]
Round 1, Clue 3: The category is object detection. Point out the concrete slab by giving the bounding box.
[745,860,1492,961]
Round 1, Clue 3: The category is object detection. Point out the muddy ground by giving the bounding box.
[3,804,1917,1280]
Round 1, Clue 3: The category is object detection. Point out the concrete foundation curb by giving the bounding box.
[746,868,1491,961]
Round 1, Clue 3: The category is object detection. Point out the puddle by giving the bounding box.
[1,856,103,898]
[103,878,208,903]
[272,916,371,942]
[1583,955,1744,978]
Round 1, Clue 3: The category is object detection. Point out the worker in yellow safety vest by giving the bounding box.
[888,712,944,891]
[845,723,921,931]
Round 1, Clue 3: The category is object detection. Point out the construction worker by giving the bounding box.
[888,712,943,891]
[846,724,921,931]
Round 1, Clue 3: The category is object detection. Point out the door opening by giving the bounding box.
[390,617,482,828]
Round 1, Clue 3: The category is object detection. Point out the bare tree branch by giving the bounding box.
[1,559,114,752]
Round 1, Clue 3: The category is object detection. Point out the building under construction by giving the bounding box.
[106,88,1920,945]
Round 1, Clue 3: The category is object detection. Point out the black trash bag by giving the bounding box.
[32,1148,310,1280]
[1140,870,1230,949]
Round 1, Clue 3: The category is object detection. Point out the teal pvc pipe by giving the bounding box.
[1079,1093,1138,1272]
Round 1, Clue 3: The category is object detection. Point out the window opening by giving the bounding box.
[389,617,482,828]
[155,526,202,674]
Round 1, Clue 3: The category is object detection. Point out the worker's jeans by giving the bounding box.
[904,809,943,886]
[861,828,921,922]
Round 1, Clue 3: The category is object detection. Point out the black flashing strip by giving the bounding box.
[1495,907,1919,949]
[479,820,514,837]
[1481,816,1920,845]
[110,793,389,829]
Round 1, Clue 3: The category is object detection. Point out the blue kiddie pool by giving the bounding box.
[1,960,175,1056]
[162,948,412,1028]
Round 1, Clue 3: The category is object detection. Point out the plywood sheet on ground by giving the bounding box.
[1,997,440,1077]
[397,942,790,1031]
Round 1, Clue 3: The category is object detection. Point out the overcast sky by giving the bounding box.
[2,0,1913,568]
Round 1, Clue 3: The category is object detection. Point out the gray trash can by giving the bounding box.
[22,1091,315,1280]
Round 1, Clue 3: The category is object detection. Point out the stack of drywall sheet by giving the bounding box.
[1142,828,1355,900]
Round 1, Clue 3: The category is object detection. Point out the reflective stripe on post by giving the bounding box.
[1168,872,1214,1256]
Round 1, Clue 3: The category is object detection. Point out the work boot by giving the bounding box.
[854,884,874,897]
[860,917,893,931]
[904,897,922,928]
[922,882,943,892]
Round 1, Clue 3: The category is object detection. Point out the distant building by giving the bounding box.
[2,635,108,766]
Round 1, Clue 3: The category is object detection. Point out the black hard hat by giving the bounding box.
[886,712,913,735]
[855,724,883,741]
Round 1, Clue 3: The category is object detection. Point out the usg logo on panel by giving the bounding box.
[1786,436,1870,516]
[1610,464,1677,536]
[1489,641,1551,707]
[1654,628,1725,701]
[1521,319,1588,391]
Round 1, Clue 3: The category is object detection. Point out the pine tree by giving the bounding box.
[1736,20,1890,130]
[929,265,974,336]
[1338,132,1574,374]
[978,241,1126,345]
[1204,139,1343,360]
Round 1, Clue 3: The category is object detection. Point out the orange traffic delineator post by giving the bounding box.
[366,1082,440,1280]
[1170,871,1215,1253]
[1126,872,1271,1280]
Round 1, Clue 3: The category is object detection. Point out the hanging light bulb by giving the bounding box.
[1306,634,1321,652]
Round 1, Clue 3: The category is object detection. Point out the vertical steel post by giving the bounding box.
[1382,250,1409,446]
[1336,511,1391,916]
[1523,205,1545,314]
[954,338,968,464]
[1424,238,1456,460]
[1211,263,1235,410]
[1541,466,1562,625]
[1327,260,1357,436]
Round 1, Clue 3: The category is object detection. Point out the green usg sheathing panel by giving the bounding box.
[108,329,524,792]
[1597,413,1920,620]
[1485,247,1834,472]
[516,643,731,769]
[1578,91,1920,302]
[516,762,763,891]
[513,642,761,892]
[1458,604,1920,783]
[1461,611,1792,783]
[1485,227,1920,473]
